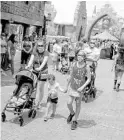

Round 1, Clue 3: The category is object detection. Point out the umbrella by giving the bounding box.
[92,30,118,41]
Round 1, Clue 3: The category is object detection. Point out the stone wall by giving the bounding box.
[1,1,45,26]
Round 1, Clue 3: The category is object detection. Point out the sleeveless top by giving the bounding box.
[70,62,88,91]
[33,50,49,72]
[116,55,124,71]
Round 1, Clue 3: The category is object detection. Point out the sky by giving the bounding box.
[52,0,124,24]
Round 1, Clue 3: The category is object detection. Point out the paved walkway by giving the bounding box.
[1,60,124,140]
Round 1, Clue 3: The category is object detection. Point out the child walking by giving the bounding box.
[65,50,91,130]
[44,74,66,121]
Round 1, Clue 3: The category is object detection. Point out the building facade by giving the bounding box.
[0,1,45,40]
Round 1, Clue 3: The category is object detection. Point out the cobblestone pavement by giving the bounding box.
[1,59,124,140]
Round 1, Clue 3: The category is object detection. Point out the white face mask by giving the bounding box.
[37,46,44,53]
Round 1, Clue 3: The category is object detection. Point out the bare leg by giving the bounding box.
[116,71,124,91]
[44,102,52,118]
[73,97,82,121]
[67,96,75,115]
[35,81,45,108]
[52,103,57,115]
[56,60,59,70]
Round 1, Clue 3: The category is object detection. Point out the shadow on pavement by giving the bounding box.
[54,114,67,120]
[8,110,45,127]
[78,119,97,128]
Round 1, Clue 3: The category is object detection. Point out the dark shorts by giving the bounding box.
[21,51,31,64]
[69,56,75,62]
[47,97,58,104]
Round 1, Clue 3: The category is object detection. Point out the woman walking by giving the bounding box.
[65,50,91,130]
[26,40,49,109]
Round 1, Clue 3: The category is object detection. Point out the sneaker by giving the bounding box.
[67,113,75,124]
[44,117,49,122]
[71,121,78,130]
[50,113,55,119]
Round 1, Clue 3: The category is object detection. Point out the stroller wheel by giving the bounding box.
[32,110,37,119]
[19,116,24,126]
[1,112,6,122]
[28,109,33,118]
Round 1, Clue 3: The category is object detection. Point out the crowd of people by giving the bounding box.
[1,31,124,130]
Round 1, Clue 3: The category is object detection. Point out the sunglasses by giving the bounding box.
[38,45,44,47]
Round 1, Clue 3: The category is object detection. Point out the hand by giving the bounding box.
[63,89,68,93]
[77,87,84,93]
[25,66,30,69]
[35,67,41,72]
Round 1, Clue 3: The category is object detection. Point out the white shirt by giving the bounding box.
[53,44,61,54]
[48,82,64,98]
[85,47,101,61]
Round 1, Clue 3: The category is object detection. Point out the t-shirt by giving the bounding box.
[48,82,63,98]
[1,39,7,54]
[85,47,100,61]
[8,41,16,56]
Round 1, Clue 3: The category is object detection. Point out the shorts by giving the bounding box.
[47,97,58,104]
[69,56,75,62]
[21,50,31,64]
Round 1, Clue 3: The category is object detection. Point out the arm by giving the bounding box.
[65,63,74,90]
[38,55,48,70]
[78,66,91,91]
[57,84,65,93]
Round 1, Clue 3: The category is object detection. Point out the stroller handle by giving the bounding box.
[86,58,98,66]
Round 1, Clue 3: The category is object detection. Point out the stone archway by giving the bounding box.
[84,13,109,42]
[84,13,124,47]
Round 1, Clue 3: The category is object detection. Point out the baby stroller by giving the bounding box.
[59,53,70,74]
[83,59,97,103]
[1,68,40,126]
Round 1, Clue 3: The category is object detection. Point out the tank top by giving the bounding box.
[70,62,88,91]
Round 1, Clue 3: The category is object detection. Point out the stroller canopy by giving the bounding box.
[15,70,36,82]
